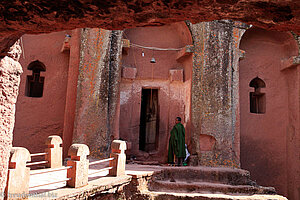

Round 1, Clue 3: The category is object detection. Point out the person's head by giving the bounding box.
[175,117,181,124]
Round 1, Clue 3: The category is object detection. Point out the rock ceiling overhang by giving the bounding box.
[1,0,299,56]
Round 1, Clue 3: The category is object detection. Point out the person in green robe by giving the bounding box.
[168,117,186,166]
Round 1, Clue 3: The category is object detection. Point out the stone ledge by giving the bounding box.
[149,192,287,200]
[60,34,72,53]
[238,49,245,59]
[122,39,130,55]
[176,45,194,62]
[280,56,300,71]
[126,170,154,179]
[31,175,132,200]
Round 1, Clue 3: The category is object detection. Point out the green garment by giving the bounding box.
[168,123,186,163]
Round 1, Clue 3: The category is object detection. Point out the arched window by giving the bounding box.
[249,77,266,114]
[26,60,46,98]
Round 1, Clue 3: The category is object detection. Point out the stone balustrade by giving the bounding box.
[4,139,127,197]
[67,144,90,188]
[5,147,31,200]
[45,135,63,168]
[109,140,126,176]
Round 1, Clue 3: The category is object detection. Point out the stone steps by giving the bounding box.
[149,192,287,200]
[151,167,255,185]
[149,180,275,195]
[147,166,278,198]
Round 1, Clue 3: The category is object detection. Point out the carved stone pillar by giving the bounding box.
[0,41,22,199]
[67,144,90,188]
[109,140,126,176]
[45,135,63,168]
[5,147,31,200]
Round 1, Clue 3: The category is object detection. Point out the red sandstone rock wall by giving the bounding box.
[239,27,299,199]
[189,20,246,167]
[13,32,70,154]
[0,42,22,199]
[73,21,248,166]
[0,20,297,198]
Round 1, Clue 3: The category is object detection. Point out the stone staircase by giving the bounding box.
[144,166,287,200]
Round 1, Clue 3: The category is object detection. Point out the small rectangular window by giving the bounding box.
[249,77,266,114]
[26,75,44,97]
[250,92,266,114]
[25,60,46,98]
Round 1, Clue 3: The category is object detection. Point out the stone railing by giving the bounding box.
[26,135,62,169]
[4,138,126,199]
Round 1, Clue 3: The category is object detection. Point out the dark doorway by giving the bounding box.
[26,60,46,98]
[139,88,159,152]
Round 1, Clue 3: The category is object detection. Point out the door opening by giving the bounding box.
[139,88,159,152]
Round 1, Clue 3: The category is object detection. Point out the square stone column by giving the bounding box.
[45,135,63,168]
[109,140,126,176]
[5,147,31,200]
[67,144,89,188]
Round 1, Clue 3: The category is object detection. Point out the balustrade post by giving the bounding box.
[5,147,31,200]
[45,135,63,168]
[109,140,126,176]
[67,144,89,188]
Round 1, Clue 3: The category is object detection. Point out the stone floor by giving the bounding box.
[28,160,160,195]
[26,161,288,200]
[29,158,113,195]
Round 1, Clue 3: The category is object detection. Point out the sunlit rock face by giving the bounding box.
[0,0,300,56]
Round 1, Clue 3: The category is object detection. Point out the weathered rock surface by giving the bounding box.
[90,165,285,200]
[1,0,300,56]
[148,167,276,195]
[0,42,22,198]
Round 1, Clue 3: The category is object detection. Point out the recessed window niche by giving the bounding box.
[25,60,46,98]
[249,77,266,114]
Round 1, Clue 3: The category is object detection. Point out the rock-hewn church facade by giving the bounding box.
[9,20,300,199]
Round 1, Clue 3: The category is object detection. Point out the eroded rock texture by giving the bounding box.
[0,0,300,56]
[0,42,22,197]
[189,21,246,167]
[72,28,123,158]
